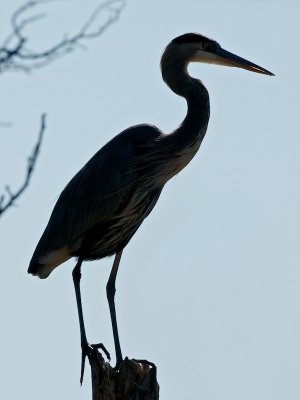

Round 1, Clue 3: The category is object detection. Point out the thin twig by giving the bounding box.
[0,114,46,218]
[0,0,125,73]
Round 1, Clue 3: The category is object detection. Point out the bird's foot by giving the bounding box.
[80,342,111,385]
[113,356,124,371]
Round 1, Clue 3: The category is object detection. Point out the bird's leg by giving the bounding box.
[72,259,110,384]
[72,259,89,384]
[106,250,123,368]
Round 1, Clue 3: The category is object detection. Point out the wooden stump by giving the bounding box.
[88,350,159,400]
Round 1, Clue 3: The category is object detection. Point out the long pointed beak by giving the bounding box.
[214,47,274,76]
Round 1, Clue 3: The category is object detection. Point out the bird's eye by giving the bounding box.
[203,43,210,49]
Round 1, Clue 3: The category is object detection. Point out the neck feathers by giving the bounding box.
[150,45,210,186]
[160,43,210,148]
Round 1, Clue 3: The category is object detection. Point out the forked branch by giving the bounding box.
[0,1,125,217]
[0,0,125,73]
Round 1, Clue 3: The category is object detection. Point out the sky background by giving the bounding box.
[1,0,299,399]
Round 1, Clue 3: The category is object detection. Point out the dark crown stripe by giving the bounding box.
[172,33,216,45]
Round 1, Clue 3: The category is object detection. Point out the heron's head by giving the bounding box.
[165,33,274,76]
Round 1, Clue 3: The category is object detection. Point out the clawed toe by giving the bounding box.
[80,342,111,385]
[90,342,111,361]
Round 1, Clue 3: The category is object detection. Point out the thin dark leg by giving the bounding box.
[106,250,123,367]
[73,259,87,345]
[72,259,89,384]
[72,258,110,384]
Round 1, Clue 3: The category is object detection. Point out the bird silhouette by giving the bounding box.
[28,32,273,383]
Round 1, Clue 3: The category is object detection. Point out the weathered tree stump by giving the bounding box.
[88,350,159,400]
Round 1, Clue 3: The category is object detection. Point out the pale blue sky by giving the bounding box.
[1,0,299,399]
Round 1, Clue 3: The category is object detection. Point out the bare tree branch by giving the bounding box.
[0,0,125,73]
[0,1,125,217]
[0,114,46,218]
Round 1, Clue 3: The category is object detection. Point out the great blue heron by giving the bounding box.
[28,33,273,382]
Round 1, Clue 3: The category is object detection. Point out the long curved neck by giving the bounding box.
[161,52,210,150]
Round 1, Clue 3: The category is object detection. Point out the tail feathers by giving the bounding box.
[28,260,53,279]
[28,245,71,279]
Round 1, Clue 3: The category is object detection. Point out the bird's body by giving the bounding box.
[28,33,273,376]
[29,125,163,277]
[29,120,207,277]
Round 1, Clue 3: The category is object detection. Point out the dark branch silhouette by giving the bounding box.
[1,0,125,218]
[0,114,46,218]
[0,0,125,73]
